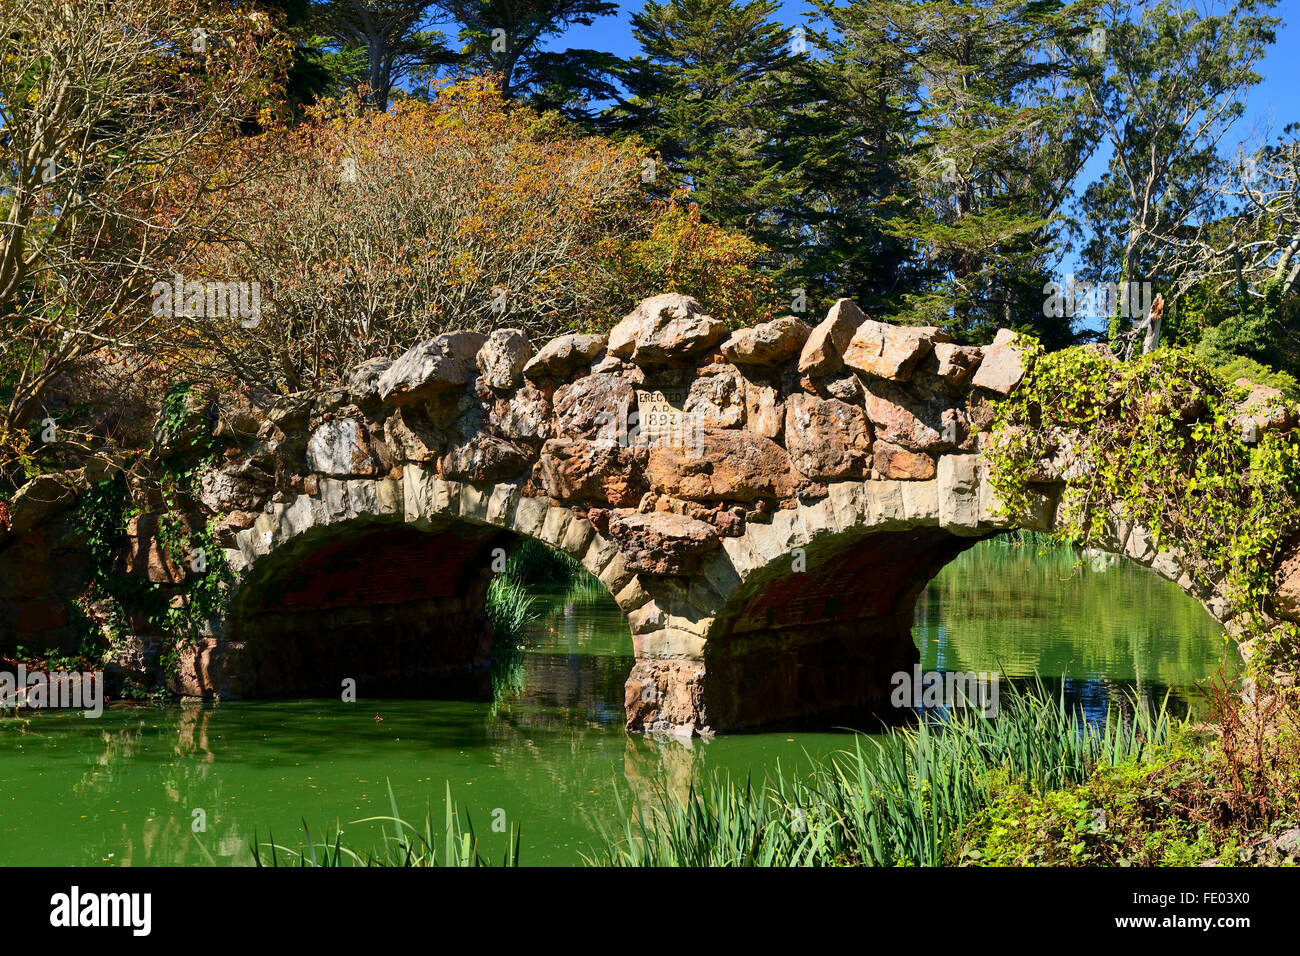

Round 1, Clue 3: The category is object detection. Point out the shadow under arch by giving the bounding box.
[699,525,989,731]
[695,495,1234,733]
[202,475,638,702]
[223,516,514,698]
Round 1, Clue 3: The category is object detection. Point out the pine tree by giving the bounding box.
[797,0,923,314]
[851,0,1099,345]
[435,0,621,122]
[615,0,802,277]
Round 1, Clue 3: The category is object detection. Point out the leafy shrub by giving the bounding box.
[602,196,784,328]
[1209,354,1300,400]
[984,341,1300,667]
[191,81,777,390]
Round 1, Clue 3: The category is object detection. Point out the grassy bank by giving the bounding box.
[259,681,1300,867]
[589,682,1171,866]
[591,680,1300,867]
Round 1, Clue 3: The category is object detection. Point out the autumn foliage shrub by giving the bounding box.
[188,80,778,390]
[0,0,288,478]
[601,196,782,329]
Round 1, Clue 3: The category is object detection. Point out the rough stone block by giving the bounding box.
[1150,548,1182,582]
[697,550,742,600]
[539,505,573,548]
[870,481,908,527]
[560,515,594,556]
[458,483,490,523]
[580,534,619,579]
[485,483,521,526]
[597,552,635,595]
[900,480,939,523]
[632,628,708,661]
[721,533,766,578]
[828,481,870,531]
[937,455,980,535]
[319,478,350,521]
[1125,526,1156,565]
[614,576,651,612]
[512,495,549,539]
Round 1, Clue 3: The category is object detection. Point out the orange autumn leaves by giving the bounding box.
[199,79,777,388]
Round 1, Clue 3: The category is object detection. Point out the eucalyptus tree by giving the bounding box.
[1072,0,1280,341]
[1161,132,1300,374]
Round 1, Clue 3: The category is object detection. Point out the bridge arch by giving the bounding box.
[169,295,1271,735]
[197,472,642,701]
[623,461,1234,734]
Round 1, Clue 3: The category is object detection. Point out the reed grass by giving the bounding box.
[486,562,538,704]
[588,682,1171,867]
[486,572,537,644]
[251,781,520,867]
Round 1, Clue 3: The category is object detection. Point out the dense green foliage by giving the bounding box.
[67,384,235,689]
[1187,277,1300,391]
[833,0,1096,345]
[985,341,1300,667]
[254,1,1297,355]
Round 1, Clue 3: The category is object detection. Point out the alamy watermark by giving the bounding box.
[890,665,1000,717]
[1042,275,1155,321]
[151,273,261,328]
[50,886,150,936]
[0,666,104,717]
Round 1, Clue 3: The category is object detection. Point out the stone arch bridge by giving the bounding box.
[186,294,1240,735]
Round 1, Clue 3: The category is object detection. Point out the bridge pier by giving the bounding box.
[625,620,922,736]
[623,524,986,734]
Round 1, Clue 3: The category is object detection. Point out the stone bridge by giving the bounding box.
[187,294,1234,735]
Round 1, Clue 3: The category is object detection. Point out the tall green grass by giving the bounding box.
[486,570,535,704]
[587,683,1170,867]
[486,572,537,642]
[982,528,1080,569]
[506,537,585,587]
[251,781,520,867]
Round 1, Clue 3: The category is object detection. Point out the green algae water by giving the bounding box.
[0,539,1231,866]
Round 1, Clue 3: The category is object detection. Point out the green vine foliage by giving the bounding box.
[984,340,1300,670]
[74,385,235,690]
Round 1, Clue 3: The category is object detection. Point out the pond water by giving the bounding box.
[0,539,1231,866]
